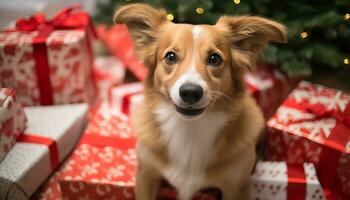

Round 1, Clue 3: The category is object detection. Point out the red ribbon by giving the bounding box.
[121,91,143,115]
[79,134,136,149]
[17,133,59,170]
[287,164,307,199]
[9,4,96,105]
[282,95,350,197]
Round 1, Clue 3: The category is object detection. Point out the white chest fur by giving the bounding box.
[155,103,227,198]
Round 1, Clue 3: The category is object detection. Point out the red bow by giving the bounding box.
[306,105,350,127]
[14,4,96,37]
[285,102,350,128]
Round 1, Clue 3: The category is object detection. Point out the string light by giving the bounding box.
[233,0,241,4]
[196,7,204,14]
[167,13,174,21]
[345,13,350,21]
[300,32,308,39]
[344,58,349,65]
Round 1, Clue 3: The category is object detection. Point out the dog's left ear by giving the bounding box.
[216,16,287,71]
[114,4,168,68]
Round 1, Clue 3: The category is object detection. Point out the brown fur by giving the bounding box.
[114,3,286,200]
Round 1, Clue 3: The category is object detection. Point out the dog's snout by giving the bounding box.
[179,84,203,104]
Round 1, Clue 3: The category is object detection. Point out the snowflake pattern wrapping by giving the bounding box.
[265,81,350,198]
[0,88,27,162]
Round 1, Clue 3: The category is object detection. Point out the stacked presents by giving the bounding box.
[1,5,349,200]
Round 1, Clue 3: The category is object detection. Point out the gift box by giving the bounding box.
[265,81,350,198]
[58,135,137,199]
[30,103,134,200]
[0,5,96,106]
[250,161,325,199]
[0,88,27,162]
[93,56,126,101]
[0,103,88,200]
[244,63,297,119]
[109,82,144,116]
[98,24,147,81]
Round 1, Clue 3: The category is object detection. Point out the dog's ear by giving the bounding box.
[114,4,168,64]
[216,16,287,72]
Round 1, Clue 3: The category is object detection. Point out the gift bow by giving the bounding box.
[306,105,350,127]
[284,101,350,128]
[14,4,96,37]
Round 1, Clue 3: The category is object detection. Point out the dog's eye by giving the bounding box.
[164,51,177,65]
[207,53,222,66]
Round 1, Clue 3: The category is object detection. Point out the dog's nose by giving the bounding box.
[179,84,203,104]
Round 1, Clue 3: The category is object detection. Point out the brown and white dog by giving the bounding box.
[114,4,286,200]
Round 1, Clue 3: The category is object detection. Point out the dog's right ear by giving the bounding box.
[114,3,168,53]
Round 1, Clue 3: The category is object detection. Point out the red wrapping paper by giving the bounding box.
[265,81,350,198]
[0,88,27,162]
[0,5,96,106]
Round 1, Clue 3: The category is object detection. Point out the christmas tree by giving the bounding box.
[95,0,350,77]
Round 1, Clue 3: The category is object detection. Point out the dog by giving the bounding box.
[114,3,286,200]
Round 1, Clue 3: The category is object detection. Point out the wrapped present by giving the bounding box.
[0,103,88,200]
[265,81,350,198]
[244,63,297,119]
[93,56,126,101]
[30,103,134,200]
[250,161,325,199]
[59,135,137,199]
[98,24,147,81]
[109,82,144,116]
[0,88,27,162]
[0,5,96,106]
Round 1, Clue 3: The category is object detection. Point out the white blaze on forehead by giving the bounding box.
[190,26,202,70]
[192,26,202,40]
